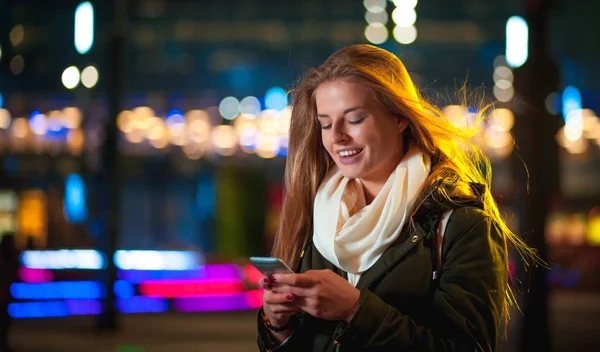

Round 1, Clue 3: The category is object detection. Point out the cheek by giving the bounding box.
[321,132,334,155]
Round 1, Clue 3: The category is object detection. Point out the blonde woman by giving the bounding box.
[257,44,533,351]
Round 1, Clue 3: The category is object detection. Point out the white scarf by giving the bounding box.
[313,146,430,286]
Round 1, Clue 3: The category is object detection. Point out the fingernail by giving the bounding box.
[287,294,295,301]
[263,277,270,284]
[270,276,276,282]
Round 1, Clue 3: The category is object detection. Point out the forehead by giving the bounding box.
[315,80,374,112]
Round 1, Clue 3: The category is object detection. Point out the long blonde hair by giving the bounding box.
[272,44,537,327]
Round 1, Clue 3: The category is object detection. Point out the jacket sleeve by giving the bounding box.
[257,308,311,351]
[339,215,508,351]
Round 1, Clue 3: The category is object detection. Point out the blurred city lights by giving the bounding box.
[393,25,417,45]
[11,281,106,300]
[9,25,25,47]
[75,2,94,54]
[363,0,387,13]
[81,65,99,88]
[9,301,69,319]
[391,8,417,26]
[139,279,245,298]
[62,66,81,89]
[64,173,87,223]
[391,0,418,44]
[113,280,135,299]
[364,23,389,44]
[18,267,53,283]
[173,290,263,312]
[117,297,169,314]
[239,96,261,116]
[21,250,105,270]
[506,16,528,68]
[66,299,103,315]
[10,55,25,75]
[264,87,288,111]
[0,93,3,108]
[218,96,241,120]
[562,86,582,121]
[114,250,203,270]
[0,109,10,129]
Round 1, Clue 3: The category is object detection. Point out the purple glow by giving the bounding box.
[173,292,256,312]
[202,264,243,280]
[117,297,169,313]
[66,299,103,315]
[19,267,53,283]
[116,264,242,283]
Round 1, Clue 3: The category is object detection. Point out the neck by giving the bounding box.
[361,146,407,204]
[361,180,383,205]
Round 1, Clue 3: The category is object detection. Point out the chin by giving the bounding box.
[337,167,364,180]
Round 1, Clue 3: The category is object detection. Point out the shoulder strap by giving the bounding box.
[433,209,453,278]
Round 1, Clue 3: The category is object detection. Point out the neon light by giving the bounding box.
[9,301,69,319]
[116,264,241,283]
[18,267,53,283]
[117,297,169,313]
[173,290,262,312]
[114,250,203,270]
[64,173,87,223]
[10,281,105,300]
[139,279,245,298]
[117,269,204,283]
[202,264,242,280]
[75,2,94,54]
[245,289,264,308]
[243,264,263,285]
[66,299,102,315]
[505,16,528,68]
[20,250,105,269]
[114,280,134,298]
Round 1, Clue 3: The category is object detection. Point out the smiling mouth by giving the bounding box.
[337,148,363,158]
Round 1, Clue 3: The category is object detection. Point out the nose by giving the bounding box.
[331,122,348,144]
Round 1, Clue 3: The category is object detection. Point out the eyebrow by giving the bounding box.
[317,106,363,118]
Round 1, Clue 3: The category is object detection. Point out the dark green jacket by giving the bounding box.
[257,203,508,351]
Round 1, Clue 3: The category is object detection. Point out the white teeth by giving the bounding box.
[339,149,361,157]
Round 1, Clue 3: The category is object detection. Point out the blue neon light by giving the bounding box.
[113,280,134,298]
[10,281,106,300]
[117,297,168,313]
[64,173,87,223]
[9,301,69,319]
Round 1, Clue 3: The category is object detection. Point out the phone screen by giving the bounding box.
[249,257,294,275]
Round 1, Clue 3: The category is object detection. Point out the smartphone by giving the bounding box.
[249,257,294,275]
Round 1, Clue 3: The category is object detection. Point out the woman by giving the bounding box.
[257,44,534,351]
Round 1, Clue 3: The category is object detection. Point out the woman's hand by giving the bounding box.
[260,275,301,328]
[271,269,360,322]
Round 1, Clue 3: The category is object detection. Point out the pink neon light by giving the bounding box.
[18,267,53,283]
[243,264,263,285]
[139,279,245,298]
[245,289,263,308]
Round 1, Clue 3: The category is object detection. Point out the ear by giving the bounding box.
[397,119,408,133]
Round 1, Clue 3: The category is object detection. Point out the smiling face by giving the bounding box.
[315,79,408,192]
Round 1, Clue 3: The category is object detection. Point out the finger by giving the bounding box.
[269,283,313,298]
[258,275,273,289]
[264,291,297,305]
[272,273,314,287]
[268,303,301,315]
[292,297,322,318]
